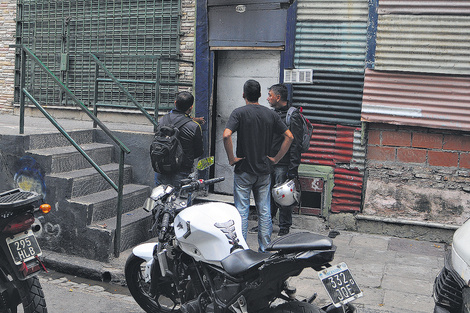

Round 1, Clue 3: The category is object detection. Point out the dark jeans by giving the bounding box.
[271,165,293,230]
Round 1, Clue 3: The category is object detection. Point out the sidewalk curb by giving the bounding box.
[42,250,127,285]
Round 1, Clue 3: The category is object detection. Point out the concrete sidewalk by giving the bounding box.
[42,218,446,313]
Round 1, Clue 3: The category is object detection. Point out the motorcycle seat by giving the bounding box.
[221,249,270,276]
[266,232,333,252]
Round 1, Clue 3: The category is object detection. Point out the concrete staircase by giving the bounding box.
[26,130,152,262]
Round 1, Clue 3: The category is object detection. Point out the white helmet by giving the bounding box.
[272,179,300,207]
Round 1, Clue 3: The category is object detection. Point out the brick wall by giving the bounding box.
[179,0,195,91]
[0,1,16,113]
[364,123,470,225]
[367,124,470,169]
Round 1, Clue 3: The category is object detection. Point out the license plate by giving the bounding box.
[318,262,363,307]
[6,230,42,265]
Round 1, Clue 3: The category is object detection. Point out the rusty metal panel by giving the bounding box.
[332,168,363,212]
[302,123,364,213]
[375,15,470,75]
[361,69,470,132]
[297,0,369,21]
[378,0,470,15]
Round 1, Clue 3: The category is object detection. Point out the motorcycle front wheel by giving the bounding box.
[271,301,324,313]
[0,273,47,313]
[125,253,184,313]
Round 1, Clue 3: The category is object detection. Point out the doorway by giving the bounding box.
[213,50,281,195]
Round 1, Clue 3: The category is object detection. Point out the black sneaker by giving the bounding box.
[248,226,258,234]
[278,228,289,236]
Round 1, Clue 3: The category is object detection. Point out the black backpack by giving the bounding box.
[150,115,192,174]
[286,106,314,153]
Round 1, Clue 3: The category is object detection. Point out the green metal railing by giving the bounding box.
[12,44,130,258]
[90,53,193,131]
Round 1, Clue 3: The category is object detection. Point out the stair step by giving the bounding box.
[27,142,114,173]
[70,184,150,225]
[27,130,94,150]
[48,163,133,198]
[89,206,154,252]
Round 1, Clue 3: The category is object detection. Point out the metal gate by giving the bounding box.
[15,0,182,110]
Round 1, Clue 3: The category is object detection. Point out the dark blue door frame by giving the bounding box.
[195,0,298,170]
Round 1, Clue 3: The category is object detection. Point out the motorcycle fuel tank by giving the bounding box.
[174,202,248,265]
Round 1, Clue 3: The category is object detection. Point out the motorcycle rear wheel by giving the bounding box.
[0,274,47,313]
[125,253,184,313]
[271,301,324,313]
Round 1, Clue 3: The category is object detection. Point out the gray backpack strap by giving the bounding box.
[286,106,297,126]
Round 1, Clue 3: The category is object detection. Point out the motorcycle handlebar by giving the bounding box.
[159,212,171,241]
[180,177,225,192]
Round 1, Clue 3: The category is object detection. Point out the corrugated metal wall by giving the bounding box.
[374,15,470,75]
[16,0,182,109]
[293,0,369,213]
[378,0,470,15]
[362,0,470,131]
[294,0,369,127]
[362,69,470,131]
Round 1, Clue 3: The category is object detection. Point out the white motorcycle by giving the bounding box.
[125,158,361,313]
[434,218,470,313]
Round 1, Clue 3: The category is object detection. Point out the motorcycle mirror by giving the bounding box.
[196,157,214,171]
[150,185,167,201]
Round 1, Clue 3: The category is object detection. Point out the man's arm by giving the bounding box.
[193,123,204,158]
[268,129,293,164]
[288,111,304,173]
[223,128,244,166]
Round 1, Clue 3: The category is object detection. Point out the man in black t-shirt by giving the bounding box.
[223,80,293,252]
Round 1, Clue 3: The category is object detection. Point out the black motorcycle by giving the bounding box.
[0,188,50,313]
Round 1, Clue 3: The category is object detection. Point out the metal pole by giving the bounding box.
[93,63,99,128]
[19,49,26,134]
[114,149,125,258]
[154,59,162,133]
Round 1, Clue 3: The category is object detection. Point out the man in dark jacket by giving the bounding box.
[268,84,303,236]
[155,91,203,188]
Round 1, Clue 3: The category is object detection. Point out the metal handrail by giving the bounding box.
[89,53,158,129]
[12,44,128,258]
[89,53,194,132]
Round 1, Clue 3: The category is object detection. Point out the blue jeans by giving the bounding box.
[234,171,272,252]
[271,166,293,230]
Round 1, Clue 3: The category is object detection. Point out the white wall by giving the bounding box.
[214,50,281,194]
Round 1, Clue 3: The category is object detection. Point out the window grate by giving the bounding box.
[16,0,184,110]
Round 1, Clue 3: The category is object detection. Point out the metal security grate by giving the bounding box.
[15,0,183,110]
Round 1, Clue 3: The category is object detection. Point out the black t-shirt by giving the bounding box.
[226,104,288,175]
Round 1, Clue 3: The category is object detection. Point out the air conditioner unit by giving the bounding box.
[283,69,313,84]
